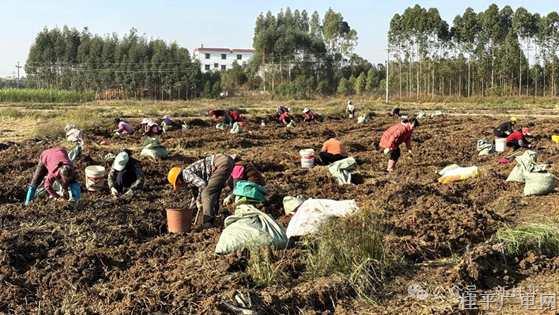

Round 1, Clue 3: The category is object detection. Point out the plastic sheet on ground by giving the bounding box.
[327,157,356,185]
[477,139,494,156]
[438,164,479,184]
[215,204,287,254]
[286,199,359,238]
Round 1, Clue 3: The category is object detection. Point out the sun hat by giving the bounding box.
[167,167,182,190]
[112,151,129,171]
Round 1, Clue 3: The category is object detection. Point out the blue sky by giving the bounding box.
[1,0,557,77]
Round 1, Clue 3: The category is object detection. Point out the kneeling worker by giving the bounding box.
[379,117,419,173]
[494,117,517,137]
[168,154,234,228]
[506,127,531,150]
[320,131,347,165]
[25,147,81,205]
[108,150,143,198]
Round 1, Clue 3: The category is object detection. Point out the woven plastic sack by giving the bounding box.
[523,173,556,196]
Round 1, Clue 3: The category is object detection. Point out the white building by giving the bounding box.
[193,46,255,73]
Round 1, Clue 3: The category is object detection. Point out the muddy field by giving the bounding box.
[1,111,559,314]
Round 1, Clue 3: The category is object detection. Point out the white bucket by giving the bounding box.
[495,138,506,152]
[299,149,315,169]
[85,165,106,192]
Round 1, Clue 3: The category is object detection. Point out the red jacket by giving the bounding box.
[229,111,242,122]
[304,111,316,121]
[380,123,413,150]
[40,147,72,196]
[279,112,290,124]
[506,131,525,143]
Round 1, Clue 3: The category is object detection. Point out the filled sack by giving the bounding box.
[523,172,556,196]
[215,204,287,254]
[140,137,168,160]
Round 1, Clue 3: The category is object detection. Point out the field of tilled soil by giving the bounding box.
[1,112,559,314]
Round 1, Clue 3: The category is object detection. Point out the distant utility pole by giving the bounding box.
[385,48,389,104]
[15,62,22,88]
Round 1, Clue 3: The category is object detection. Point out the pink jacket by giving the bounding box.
[117,121,134,134]
[40,147,72,197]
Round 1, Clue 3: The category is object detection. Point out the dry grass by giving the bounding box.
[304,210,389,302]
[246,247,288,287]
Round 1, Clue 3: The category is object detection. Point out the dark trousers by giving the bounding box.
[494,129,509,138]
[387,147,401,162]
[319,152,347,165]
[202,154,234,218]
[115,169,137,193]
[506,140,527,151]
[30,161,47,188]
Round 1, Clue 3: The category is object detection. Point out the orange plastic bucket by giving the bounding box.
[166,208,193,233]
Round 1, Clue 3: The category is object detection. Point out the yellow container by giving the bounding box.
[551,135,559,144]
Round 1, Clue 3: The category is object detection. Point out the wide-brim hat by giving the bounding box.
[112,152,129,171]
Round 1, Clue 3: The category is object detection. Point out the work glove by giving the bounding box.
[223,193,234,206]
[111,187,119,197]
[24,186,37,206]
[123,189,134,198]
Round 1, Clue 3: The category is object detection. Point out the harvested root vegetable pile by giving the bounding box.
[1,113,559,313]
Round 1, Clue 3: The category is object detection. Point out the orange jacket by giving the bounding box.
[379,123,413,150]
[321,138,346,155]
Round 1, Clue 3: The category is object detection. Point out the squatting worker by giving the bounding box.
[494,117,518,138]
[25,147,81,206]
[320,130,347,165]
[108,150,143,198]
[506,127,532,150]
[114,118,134,136]
[303,108,318,122]
[167,154,234,228]
[209,109,243,126]
[379,117,419,173]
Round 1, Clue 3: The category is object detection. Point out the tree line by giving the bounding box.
[388,4,559,99]
[25,27,222,99]
[24,8,387,100]
[251,8,385,98]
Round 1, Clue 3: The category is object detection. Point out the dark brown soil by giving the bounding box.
[1,113,558,313]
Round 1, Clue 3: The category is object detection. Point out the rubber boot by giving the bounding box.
[69,182,81,201]
[25,186,37,206]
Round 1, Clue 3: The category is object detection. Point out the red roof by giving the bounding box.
[195,47,255,53]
